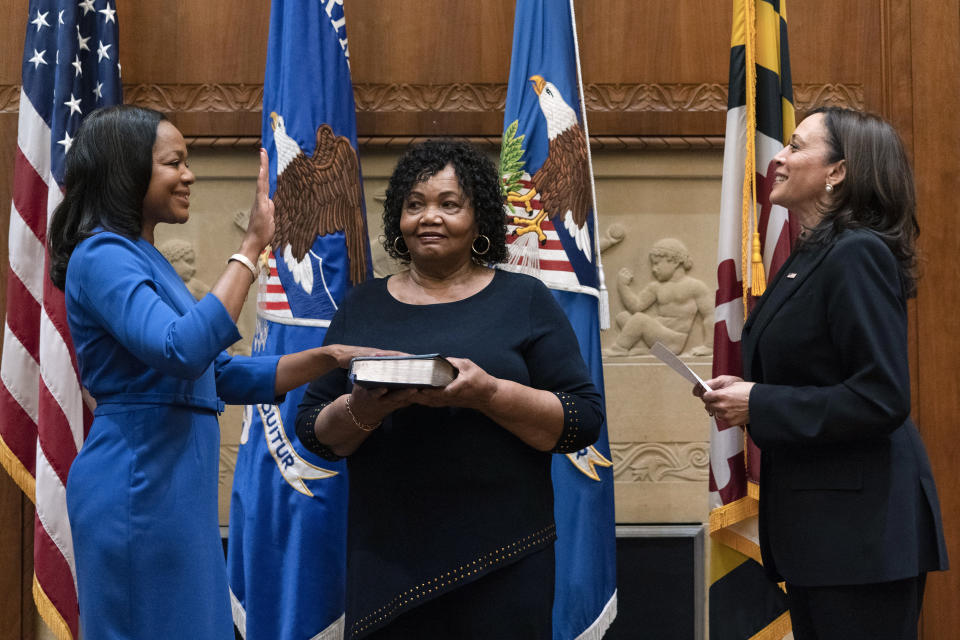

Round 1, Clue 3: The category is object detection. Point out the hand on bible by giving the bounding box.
[411,357,497,410]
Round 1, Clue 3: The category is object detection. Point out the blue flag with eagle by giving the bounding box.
[226,1,372,638]
[500,1,617,637]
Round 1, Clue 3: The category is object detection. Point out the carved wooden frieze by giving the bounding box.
[122,83,264,112]
[0,82,866,115]
[353,83,506,112]
[583,83,728,112]
[793,83,866,110]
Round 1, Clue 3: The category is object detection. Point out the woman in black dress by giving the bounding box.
[295,140,603,639]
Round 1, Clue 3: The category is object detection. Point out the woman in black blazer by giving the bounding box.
[699,107,948,639]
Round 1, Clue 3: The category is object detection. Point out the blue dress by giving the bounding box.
[64,232,281,639]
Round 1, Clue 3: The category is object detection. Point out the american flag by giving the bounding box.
[0,1,121,638]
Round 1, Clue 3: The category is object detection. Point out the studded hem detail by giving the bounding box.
[349,523,557,637]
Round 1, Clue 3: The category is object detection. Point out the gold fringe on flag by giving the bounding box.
[34,575,75,640]
[741,0,767,308]
[0,435,37,502]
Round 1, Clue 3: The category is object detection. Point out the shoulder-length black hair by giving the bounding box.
[48,105,167,289]
[804,106,920,297]
[381,139,508,265]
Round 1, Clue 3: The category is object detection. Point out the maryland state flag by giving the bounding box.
[500,1,617,637]
[226,1,371,638]
[708,0,796,638]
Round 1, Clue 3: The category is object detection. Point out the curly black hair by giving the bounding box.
[381,139,508,265]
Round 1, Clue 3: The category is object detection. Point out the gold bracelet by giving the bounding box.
[345,396,381,432]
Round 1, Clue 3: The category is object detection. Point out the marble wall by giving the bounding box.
[162,145,724,526]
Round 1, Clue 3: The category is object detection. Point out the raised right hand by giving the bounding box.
[242,148,275,254]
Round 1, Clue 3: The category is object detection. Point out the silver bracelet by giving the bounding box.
[228,253,259,279]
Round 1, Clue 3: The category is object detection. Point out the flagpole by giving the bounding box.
[567,0,609,330]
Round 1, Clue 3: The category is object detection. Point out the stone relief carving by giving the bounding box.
[603,237,713,357]
[233,208,251,232]
[158,238,211,301]
[598,222,626,253]
[610,441,709,482]
[159,236,251,356]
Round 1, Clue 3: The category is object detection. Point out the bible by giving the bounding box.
[348,354,458,389]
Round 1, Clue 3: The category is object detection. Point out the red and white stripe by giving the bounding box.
[501,176,591,294]
[0,89,91,640]
[257,251,293,320]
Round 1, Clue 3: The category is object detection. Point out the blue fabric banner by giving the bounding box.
[501,1,618,637]
[227,1,370,637]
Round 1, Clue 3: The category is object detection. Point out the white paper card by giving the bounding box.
[650,341,713,393]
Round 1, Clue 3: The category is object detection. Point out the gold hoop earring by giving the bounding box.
[471,234,490,256]
[393,236,410,257]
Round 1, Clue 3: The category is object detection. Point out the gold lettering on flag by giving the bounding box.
[249,403,338,497]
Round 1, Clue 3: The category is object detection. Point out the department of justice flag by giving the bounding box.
[501,1,617,637]
[226,1,372,638]
[708,1,794,638]
[0,2,121,638]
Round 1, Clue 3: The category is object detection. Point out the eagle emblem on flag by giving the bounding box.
[504,75,593,263]
[269,112,368,295]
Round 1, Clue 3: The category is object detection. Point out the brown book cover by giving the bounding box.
[348,354,458,389]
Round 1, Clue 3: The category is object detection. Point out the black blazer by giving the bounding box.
[742,228,948,586]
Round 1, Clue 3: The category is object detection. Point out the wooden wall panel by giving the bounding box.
[907,0,960,636]
[0,1,881,139]
[0,478,33,640]
[115,0,269,135]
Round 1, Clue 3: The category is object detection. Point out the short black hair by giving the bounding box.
[381,140,507,265]
[49,105,166,289]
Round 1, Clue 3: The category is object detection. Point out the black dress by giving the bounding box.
[296,269,603,638]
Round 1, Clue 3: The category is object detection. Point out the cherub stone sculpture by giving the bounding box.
[604,237,713,357]
[158,238,211,301]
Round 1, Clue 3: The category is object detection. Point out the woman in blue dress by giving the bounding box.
[48,105,379,639]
